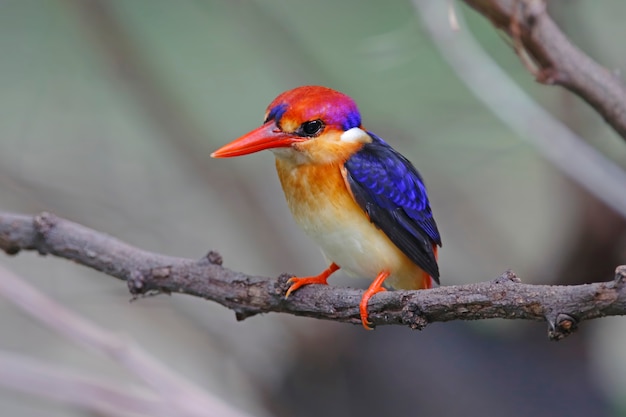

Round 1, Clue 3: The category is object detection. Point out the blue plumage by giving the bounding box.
[343,132,441,281]
[266,103,287,123]
[340,109,362,131]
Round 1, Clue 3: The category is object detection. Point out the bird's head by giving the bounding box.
[211,86,372,165]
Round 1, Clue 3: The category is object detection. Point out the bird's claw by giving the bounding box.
[284,275,329,299]
[359,277,388,330]
[284,263,339,299]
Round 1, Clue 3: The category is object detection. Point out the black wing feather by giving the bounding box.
[343,132,441,282]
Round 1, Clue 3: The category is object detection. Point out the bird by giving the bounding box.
[211,86,441,329]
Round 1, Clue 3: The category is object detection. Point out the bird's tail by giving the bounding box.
[421,244,439,289]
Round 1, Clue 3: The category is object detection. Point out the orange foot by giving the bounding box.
[285,263,340,298]
[359,270,390,330]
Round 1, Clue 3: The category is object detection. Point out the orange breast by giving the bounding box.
[274,158,432,290]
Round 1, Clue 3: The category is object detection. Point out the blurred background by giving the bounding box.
[1,0,626,416]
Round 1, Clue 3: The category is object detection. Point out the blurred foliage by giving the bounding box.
[0,0,625,416]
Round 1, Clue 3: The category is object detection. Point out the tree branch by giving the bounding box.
[415,1,626,219]
[460,0,626,141]
[1,211,625,340]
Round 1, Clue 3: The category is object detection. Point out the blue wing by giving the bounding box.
[343,132,441,281]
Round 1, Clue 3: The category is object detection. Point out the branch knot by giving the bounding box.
[615,265,626,285]
[204,251,223,266]
[33,212,58,255]
[401,300,428,330]
[491,270,522,284]
[548,313,578,341]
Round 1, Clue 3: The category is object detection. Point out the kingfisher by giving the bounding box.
[211,86,441,329]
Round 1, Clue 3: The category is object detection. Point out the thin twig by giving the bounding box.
[0,260,255,417]
[414,1,626,220]
[509,0,540,75]
[460,0,626,140]
[0,350,164,417]
[2,211,625,340]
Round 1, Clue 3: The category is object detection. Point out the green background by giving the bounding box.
[1,1,625,416]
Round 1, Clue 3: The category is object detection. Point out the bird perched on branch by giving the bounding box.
[212,86,441,329]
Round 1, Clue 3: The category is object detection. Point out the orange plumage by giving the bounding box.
[212,86,441,329]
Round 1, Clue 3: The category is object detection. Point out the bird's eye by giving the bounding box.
[300,120,324,137]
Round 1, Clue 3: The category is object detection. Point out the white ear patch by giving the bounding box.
[340,127,371,143]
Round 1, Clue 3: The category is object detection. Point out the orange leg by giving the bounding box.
[360,270,390,330]
[285,262,340,298]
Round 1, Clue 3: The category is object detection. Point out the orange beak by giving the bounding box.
[211,122,303,158]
